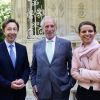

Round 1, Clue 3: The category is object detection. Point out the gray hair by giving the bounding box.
[40,16,57,28]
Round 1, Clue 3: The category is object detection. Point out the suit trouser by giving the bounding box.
[14,96,25,100]
[38,84,69,100]
[13,90,26,100]
[76,85,100,100]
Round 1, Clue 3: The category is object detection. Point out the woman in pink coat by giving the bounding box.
[71,21,100,100]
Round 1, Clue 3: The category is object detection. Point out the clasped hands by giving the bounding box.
[11,79,25,90]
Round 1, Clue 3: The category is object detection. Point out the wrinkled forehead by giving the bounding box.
[45,18,55,23]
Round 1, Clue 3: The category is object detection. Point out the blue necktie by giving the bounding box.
[46,40,53,63]
[9,45,16,68]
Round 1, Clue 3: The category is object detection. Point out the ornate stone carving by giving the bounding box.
[46,0,57,17]
[78,2,86,18]
[70,25,77,34]
[58,0,64,17]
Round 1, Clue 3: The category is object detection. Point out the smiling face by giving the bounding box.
[43,18,56,40]
[79,25,96,46]
[3,22,18,43]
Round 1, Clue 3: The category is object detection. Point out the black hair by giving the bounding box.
[78,21,96,33]
[2,19,19,31]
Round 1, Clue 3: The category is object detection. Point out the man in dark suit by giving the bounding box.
[30,16,76,100]
[0,19,30,100]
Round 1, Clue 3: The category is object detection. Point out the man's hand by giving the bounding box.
[11,79,25,90]
[32,85,38,99]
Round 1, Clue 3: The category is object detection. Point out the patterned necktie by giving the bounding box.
[46,40,54,63]
[9,45,16,68]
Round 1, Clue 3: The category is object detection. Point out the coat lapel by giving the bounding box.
[51,37,60,64]
[40,39,50,63]
[2,42,15,69]
[15,43,21,70]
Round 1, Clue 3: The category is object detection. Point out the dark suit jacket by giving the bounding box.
[31,37,76,99]
[0,41,30,100]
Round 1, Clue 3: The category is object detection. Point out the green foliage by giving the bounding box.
[0,3,11,28]
[0,2,11,42]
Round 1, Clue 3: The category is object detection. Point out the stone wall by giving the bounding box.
[11,0,100,99]
[11,0,100,47]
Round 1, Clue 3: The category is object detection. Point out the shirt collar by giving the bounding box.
[46,36,56,42]
[4,39,15,48]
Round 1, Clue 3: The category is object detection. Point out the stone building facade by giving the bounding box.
[11,0,100,99]
[11,0,100,61]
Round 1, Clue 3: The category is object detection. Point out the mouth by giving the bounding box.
[84,35,91,39]
[7,34,16,39]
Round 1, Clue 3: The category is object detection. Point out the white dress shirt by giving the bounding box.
[45,36,56,63]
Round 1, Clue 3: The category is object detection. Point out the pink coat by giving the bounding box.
[71,40,100,90]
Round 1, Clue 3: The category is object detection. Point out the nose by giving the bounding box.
[48,26,52,30]
[85,31,89,35]
[11,29,14,33]
[10,29,17,33]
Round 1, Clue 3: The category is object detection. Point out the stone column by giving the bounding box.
[11,0,27,43]
[11,0,33,63]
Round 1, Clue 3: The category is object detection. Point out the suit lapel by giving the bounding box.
[51,37,60,63]
[41,39,50,63]
[2,42,15,69]
[15,43,20,69]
